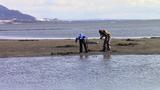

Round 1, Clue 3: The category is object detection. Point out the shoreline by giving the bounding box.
[1,51,160,59]
[0,38,160,57]
[0,36,159,40]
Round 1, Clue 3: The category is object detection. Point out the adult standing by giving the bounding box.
[75,34,88,53]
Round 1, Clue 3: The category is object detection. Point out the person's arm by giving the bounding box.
[75,36,80,42]
[99,31,104,39]
[84,36,87,40]
[100,35,104,39]
[75,37,78,42]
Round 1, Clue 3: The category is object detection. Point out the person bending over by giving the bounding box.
[99,30,111,51]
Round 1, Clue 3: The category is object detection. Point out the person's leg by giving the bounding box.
[107,41,111,51]
[79,40,83,53]
[107,35,111,51]
[83,40,88,53]
[103,39,107,51]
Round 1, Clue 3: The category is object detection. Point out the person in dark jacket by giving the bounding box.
[99,30,111,51]
[75,34,88,53]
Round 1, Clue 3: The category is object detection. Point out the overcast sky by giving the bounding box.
[0,0,160,20]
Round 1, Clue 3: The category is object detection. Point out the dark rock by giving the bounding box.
[117,43,138,46]
[126,39,135,41]
[56,45,77,48]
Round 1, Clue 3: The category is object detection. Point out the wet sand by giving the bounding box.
[0,38,160,57]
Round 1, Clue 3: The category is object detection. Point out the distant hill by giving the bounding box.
[0,5,36,22]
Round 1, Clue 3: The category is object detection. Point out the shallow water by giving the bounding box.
[0,55,160,90]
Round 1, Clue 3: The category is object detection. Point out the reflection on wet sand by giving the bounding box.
[79,53,89,60]
[79,51,111,60]
[103,51,112,60]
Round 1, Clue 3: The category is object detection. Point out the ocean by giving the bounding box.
[0,20,160,39]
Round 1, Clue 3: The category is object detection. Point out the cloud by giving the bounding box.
[128,0,160,5]
[0,0,127,11]
[0,0,160,19]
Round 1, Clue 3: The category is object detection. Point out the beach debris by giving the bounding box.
[56,45,77,48]
[51,52,54,55]
[126,39,135,41]
[51,52,77,55]
[86,41,99,44]
[117,42,138,46]
[151,37,160,39]
[18,40,39,41]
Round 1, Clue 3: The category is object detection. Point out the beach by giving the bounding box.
[0,38,160,57]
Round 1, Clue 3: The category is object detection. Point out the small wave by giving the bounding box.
[0,36,73,40]
[0,36,155,40]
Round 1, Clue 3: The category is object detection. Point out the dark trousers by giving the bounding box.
[103,39,110,51]
[79,39,88,53]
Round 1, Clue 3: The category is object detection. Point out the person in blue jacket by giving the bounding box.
[75,34,88,53]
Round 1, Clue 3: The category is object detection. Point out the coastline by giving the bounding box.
[0,36,153,40]
[0,38,160,57]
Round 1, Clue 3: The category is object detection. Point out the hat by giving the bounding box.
[99,29,111,35]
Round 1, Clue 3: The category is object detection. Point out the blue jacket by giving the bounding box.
[76,34,86,42]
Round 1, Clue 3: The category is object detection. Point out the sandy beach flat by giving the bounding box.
[0,38,160,57]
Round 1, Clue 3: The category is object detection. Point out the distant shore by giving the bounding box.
[0,38,160,57]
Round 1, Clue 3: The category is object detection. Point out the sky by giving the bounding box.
[0,0,160,20]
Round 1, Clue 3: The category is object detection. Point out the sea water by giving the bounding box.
[0,20,160,39]
[0,55,160,90]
